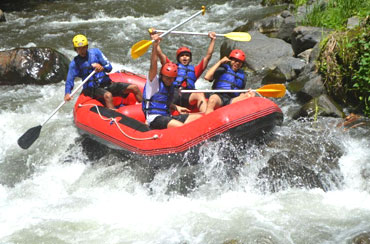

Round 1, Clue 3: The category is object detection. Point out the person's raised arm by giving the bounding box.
[148,34,161,82]
[204,56,230,81]
[201,32,216,70]
[149,28,167,65]
[156,44,167,65]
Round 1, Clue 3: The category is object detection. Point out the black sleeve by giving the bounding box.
[213,66,227,81]
[243,73,247,88]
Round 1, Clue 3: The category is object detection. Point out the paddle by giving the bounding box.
[131,6,206,59]
[180,84,286,98]
[17,70,96,149]
[153,30,251,42]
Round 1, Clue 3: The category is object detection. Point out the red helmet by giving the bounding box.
[160,62,178,78]
[229,49,246,62]
[176,46,192,62]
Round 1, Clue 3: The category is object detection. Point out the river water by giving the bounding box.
[1,1,370,243]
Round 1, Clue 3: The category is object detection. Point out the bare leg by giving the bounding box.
[167,119,184,128]
[230,91,255,104]
[125,84,143,102]
[189,92,207,113]
[205,94,222,114]
[104,91,115,109]
[184,113,203,124]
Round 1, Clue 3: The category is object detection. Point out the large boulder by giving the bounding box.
[291,26,331,56]
[276,15,296,43]
[0,47,70,85]
[288,63,326,103]
[253,15,284,35]
[259,125,344,192]
[257,152,326,192]
[221,31,294,72]
[293,94,345,119]
[262,56,306,83]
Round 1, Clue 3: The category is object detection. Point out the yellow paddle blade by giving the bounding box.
[256,84,286,98]
[131,40,153,59]
[224,32,252,42]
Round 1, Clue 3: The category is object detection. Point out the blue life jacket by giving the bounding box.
[173,63,197,89]
[65,48,112,95]
[142,76,174,117]
[213,64,245,97]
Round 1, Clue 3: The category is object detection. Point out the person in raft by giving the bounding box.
[204,49,255,114]
[151,28,216,113]
[64,34,142,109]
[142,33,202,130]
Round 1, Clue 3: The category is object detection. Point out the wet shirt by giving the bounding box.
[65,48,112,95]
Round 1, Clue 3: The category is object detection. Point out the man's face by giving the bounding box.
[161,75,175,87]
[230,57,243,71]
[75,46,88,57]
[178,52,191,65]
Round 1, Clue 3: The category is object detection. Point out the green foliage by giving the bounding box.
[293,0,307,6]
[351,32,370,116]
[261,0,307,6]
[317,25,370,116]
[302,0,370,29]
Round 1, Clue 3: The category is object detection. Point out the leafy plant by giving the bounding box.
[318,25,370,116]
[302,0,370,29]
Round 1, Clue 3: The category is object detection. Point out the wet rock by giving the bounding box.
[297,48,312,64]
[262,56,306,83]
[288,62,325,103]
[291,26,332,56]
[165,165,199,196]
[261,127,344,192]
[293,94,345,119]
[280,10,292,18]
[300,74,325,98]
[0,9,5,22]
[309,42,321,63]
[257,152,325,192]
[0,47,69,85]
[276,15,296,43]
[350,232,370,244]
[221,31,294,72]
[347,17,360,29]
[253,15,284,36]
[296,73,326,103]
[0,0,46,12]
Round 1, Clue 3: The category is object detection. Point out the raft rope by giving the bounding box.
[78,104,159,141]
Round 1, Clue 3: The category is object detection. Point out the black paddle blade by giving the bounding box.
[17,125,42,149]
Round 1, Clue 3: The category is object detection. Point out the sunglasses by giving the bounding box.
[230,58,243,63]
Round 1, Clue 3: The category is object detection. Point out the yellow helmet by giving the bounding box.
[72,34,88,48]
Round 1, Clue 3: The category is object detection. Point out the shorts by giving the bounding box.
[172,88,192,108]
[82,82,130,104]
[210,93,234,106]
[149,114,189,130]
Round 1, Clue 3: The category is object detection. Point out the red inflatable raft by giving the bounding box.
[73,71,283,157]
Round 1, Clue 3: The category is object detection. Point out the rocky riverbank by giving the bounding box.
[221,4,369,122]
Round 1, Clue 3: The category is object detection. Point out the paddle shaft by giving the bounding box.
[181,89,257,93]
[155,30,225,37]
[41,70,96,126]
[150,6,205,44]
